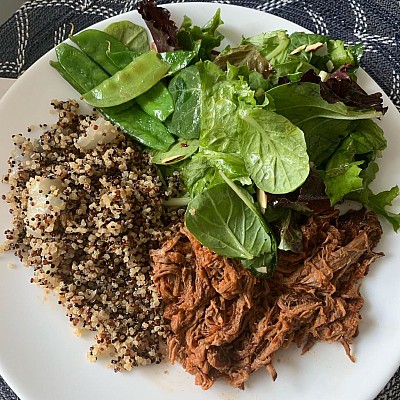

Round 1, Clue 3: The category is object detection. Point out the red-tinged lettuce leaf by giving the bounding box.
[299,66,387,114]
[267,170,332,214]
[321,65,387,114]
[137,0,179,52]
[214,44,273,78]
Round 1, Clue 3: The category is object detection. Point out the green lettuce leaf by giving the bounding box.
[177,9,224,60]
[267,82,384,165]
[242,30,290,65]
[323,119,386,204]
[346,162,400,231]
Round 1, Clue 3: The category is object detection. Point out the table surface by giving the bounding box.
[0,1,399,399]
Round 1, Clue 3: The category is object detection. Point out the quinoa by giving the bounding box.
[1,99,184,371]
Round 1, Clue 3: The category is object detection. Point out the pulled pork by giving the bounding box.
[150,209,383,389]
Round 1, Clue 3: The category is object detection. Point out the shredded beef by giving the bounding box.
[150,208,383,390]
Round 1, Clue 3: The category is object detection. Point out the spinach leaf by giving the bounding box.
[152,138,199,165]
[201,150,251,185]
[180,155,223,197]
[104,20,150,52]
[160,47,199,75]
[167,65,202,139]
[241,250,276,277]
[288,32,329,56]
[185,179,277,276]
[239,107,309,194]
[323,119,386,204]
[270,60,317,85]
[275,208,304,252]
[323,40,363,72]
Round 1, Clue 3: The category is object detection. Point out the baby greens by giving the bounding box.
[50,2,400,278]
[239,108,309,194]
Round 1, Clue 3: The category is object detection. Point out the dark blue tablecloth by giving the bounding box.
[0,1,399,399]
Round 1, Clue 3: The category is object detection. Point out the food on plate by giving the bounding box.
[151,209,382,389]
[2,0,399,391]
[1,100,183,371]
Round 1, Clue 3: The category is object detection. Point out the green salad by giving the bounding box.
[50,0,399,277]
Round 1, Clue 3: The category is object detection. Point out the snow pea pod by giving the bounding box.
[102,105,174,151]
[51,44,174,150]
[70,29,131,75]
[54,43,109,90]
[136,82,174,121]
[107,49,199,75]
[49,60,86,94]
[106,50,141,70]
[82,51,170,108]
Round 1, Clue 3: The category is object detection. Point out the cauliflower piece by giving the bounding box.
[25,177,65,237]
[76,117,119,150]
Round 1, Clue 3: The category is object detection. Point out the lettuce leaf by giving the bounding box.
[323,119,386,204]
[267,82,384,165]
[177,9,224,60]
[137,0,179,52]
[346,162,400,231]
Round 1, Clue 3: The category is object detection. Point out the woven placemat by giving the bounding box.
[0,1,399,399]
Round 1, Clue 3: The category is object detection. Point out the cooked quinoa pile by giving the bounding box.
[1,99,184,371]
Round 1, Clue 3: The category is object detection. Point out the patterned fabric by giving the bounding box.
[0,0,399,109]
[0,0,399,399]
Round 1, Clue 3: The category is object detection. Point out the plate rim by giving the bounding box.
[0,3,399,400]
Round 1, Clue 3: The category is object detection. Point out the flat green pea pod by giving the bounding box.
[82,51,170,108]
[49,60,86,94]
[136,82,174,121]
[102,105,174,150]
[106,49,198,75]
[51,44,174,151]
[106,50,141,70]
[70,29,131,75]
[54,43,109,90]
[152,138,199,165]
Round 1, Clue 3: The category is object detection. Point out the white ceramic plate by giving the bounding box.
[0,3,399,400]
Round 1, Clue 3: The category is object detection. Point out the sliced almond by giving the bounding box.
[326,59,334,72]
[150,41,158,52]
[256,188,268,214]
[290,44,306,55]
[162,154,185,164]
[305,42,324,52]
[318,70,329,82]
